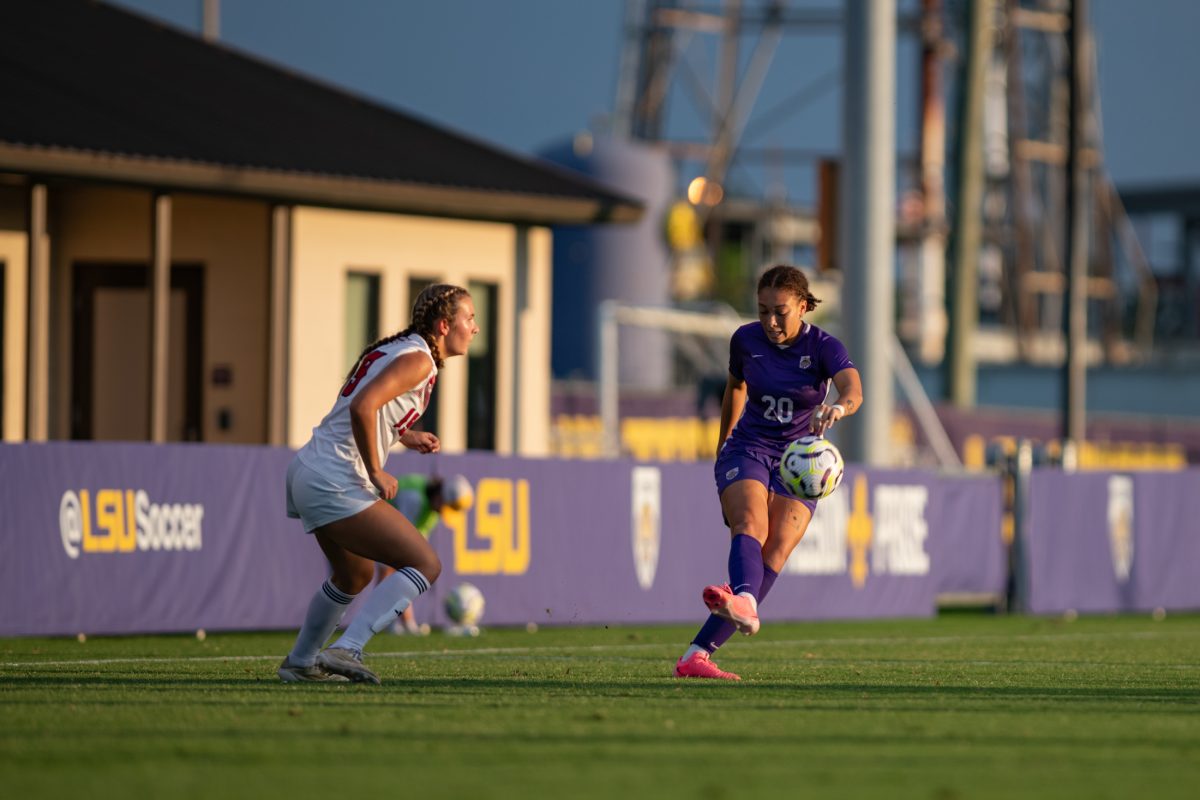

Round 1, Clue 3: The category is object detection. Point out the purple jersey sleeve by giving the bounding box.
[818,334,854,381]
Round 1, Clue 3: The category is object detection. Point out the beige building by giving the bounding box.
[0,1,639,455]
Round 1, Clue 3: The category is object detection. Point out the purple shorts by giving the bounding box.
[714,439,818,514]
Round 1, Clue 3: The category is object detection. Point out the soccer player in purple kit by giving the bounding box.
[674,264,863,680]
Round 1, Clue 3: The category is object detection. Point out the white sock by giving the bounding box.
[288,579,356,666]
[330,567,431,653]
[682,644,707,661]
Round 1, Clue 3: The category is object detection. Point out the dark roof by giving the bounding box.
[0,0,641,225]
[1118,183,1200,216]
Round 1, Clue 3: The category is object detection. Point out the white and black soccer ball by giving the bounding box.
[779,435,845,500]
[444,582,486,626]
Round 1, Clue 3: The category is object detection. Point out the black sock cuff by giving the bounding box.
[398,566,430,594]
[322,579,354,605]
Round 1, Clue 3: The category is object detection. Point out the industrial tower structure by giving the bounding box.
[611,0,1160,379]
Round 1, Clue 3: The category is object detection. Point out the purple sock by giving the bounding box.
[693,565,780,653]
[758,565,779,600]
[728,533,764,598]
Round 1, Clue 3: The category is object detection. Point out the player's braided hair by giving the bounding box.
[757,264,821,311]
[343,283,469,382]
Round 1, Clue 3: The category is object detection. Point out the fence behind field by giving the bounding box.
[1019,468,1200,614]
[15,441,1181,637]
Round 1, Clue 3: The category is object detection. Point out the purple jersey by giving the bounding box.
[725,321,854,451]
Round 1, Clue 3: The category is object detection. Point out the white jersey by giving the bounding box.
[295,334,437,488]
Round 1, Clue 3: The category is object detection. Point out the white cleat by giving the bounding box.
[278,656,350,683]
[317,647,381,685]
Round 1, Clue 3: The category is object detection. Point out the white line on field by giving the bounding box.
[0,629,1195,670]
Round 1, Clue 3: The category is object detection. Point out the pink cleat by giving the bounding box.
[703,583,761,635]
[673,650,741,681]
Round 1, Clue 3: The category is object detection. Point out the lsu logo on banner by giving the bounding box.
[59,489,205,559]
[445,478,530,576]
[783,476,930,587]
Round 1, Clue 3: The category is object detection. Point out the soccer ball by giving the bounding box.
[444,582,486,626]
[779,435,845,500]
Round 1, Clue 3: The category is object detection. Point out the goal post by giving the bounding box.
[596,301,744,457]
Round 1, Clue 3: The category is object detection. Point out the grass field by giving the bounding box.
[2,613,1197,799]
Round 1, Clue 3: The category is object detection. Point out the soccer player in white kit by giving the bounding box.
[279,284,478,684]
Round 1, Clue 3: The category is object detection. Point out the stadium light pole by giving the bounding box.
[946,0,992,410]
[1061,0,1088,449]
[840,0,896,466]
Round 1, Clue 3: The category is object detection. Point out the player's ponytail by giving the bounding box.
[757,264,820,311]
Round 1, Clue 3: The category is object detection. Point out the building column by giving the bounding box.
[25,183,49,441]
[149,193,171,442]
[509,224,529,456]
[267,205,291,446]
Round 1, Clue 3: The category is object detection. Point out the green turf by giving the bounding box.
[1,614,1197,799]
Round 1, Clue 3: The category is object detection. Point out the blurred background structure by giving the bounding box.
[543,0,1200,469]
[2,0,1198,471]
[3,0,1200,639]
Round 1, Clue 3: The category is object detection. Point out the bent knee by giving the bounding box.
[383,550,441,586]
[330,563,375,595]
[728,521,767,543]
[722,503,768,541]
[416,552,442,585]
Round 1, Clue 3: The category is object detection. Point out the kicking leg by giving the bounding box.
[675,481,768,680]
[702,481,769,635]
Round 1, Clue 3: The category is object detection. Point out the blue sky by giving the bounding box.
[1089,0,1200,186]
[108,0,1200,194]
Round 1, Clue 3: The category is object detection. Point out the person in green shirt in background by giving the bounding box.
[378,473,474,634]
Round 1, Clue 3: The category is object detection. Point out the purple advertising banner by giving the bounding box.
[1024,468,1200,614]
[931,473,1006,598]
[0,443,1003,636]
[0,442,326,637]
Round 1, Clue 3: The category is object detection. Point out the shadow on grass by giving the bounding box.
[3,674,1197,714]
[2,718,1197,759]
